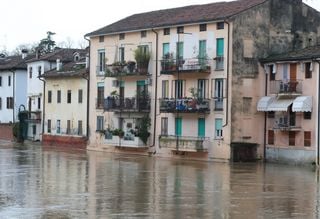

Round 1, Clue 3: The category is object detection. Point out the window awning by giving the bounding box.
[292,96,312,112]
[257,96,275,111]
[267,98,294,111]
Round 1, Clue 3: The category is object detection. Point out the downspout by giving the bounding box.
[84,36,91,139]
[316,60,320,165]
[151,29,159,149]
[223,20,230,127]
[263,66,268,162]
[38,77,45,135]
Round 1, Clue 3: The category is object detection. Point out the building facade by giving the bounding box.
[86,0,320,162]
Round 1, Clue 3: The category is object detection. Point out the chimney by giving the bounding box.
[85,55,89,68]
[21,49,28,59]
[56,59,62,71]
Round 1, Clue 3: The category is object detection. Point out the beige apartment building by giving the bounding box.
[86,0,320,162]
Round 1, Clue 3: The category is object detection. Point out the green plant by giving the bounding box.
[188,87,198,98]
[110,90,118,96]
[137,116,151,145]
[134,48,151,63]
[112,128,124,137]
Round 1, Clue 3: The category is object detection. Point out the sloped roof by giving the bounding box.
[86,0,268,37]
[0,55,34,71]
[260,45,320,63]
[27,48,87,63]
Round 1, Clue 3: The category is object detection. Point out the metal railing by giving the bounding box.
[273,115,301,130]
[159,135,209,152]
[270,80,302,94]
[104,61,149,77]
[104,96,150,112]
[160,58,211,74]
[215,56,224,70]
[159,98,210,113]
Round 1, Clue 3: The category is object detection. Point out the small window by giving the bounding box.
[304,131,311,147]
[96,116,104,131]
[161,117,168,135]
[56,120,61,134]
[38,66,41,77]
[119,33,125,40]
[289,131,295,146]
[269,65,275,81]
[215,118,223,138]
[163,28,170,35]
[99,35,104,43]
[37,97,41,109]
[217,22,224,30]
[0,76,2,86]
[305,62,312,79]
[268,130,274,145]
[0,97,2,110]
[66,120,71,134]
[78,89,83,103]
[57,90,61,103]
[67,90,71,104]
[199,24,207,32]
[8,75,11,86]
[177,26,184,34]
[304,112,311,120]
[267,111,275,118]
[141,30,147,38]
[78,120,83,136]
[47,119,51,133]
[6,97,13,109]
[29,67,32,78]
[48,91,52,103]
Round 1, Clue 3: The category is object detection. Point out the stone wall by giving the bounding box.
[0,124,13,141]
[42,134,87,149]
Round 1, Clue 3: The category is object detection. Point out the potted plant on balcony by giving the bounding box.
[112,128,124,138]
[137,116,151,145]
[134,48,150,74]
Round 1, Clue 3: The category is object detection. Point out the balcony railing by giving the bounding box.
[160,58,211,74]
[96,65,105,76]
[104,134,147,148]
[159,98,210,113]
[270,80,302,95]
[104,61,149,77]
[104,96,150,112]
[215,56,224,70]
[159,135,209,152]
[273,115,301,131]
[214,98,223,111]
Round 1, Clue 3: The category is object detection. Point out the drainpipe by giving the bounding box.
[316,60,320,165]
[263,65,268,162]
[84,36,91,139]
[150,29,159,150]
[38,77,45,135]
[223,20,230,127]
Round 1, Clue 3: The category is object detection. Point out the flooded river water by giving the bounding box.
[0,141,319,218]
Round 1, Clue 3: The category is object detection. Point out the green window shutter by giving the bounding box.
[119,80,125,87]
[199,40,206,58]
[215,118,222,129]
[198,118,205,137]
[175,118,182,136]
[177,42,184,59]
[97,82,104,87]
[163,43,170,57]
[216,38,224,56]
[136,80,145,86]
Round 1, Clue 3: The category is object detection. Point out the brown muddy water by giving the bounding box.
[0,141,319,218]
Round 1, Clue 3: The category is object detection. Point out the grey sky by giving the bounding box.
[1,0,319,51]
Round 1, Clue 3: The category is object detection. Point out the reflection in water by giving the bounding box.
[0,142,318,218]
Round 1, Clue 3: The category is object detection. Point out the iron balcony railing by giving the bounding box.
[214,56,224,70]
[160,58,211,74]
[104,61,149,77]
[104,96,150,112]
[159,135,209,152]
[159,98,210,113]
[273,115,301,131]
[270,80,302,95]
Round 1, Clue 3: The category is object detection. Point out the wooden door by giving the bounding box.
[290,63,297,81]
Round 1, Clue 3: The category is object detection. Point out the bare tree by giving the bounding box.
[11,43,38,55]
[57,37,74,49]
[77,39,89,49]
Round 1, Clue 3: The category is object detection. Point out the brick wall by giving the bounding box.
[0,124,14,141]
[42,134,87,149]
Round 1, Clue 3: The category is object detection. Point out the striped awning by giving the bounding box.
[267,98,294,112]
[257,96,275,111]
[292,96,312,112]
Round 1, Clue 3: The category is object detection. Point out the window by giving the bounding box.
[0,76,2,86]
[56,120,61,134]
[268,111,275,118]
[47,119,51,133]
[304,112,311,120]
[67,90,71,103]
[32,125,36,135]
[96,116,104,131]
[97,83,104,108]
[199,40,207,66]
[141,30,147,38]
[37,97,41,110]
[268,130,274,145]
[66,120,71,134]
[119,47,125,63]
[8,75,11,86]
[6,97,13,109]
[78,89,83,103]
[214,79,223,110]
[29,67,32,78]
[199,24,207,32]
[215,118,223,138]
[0,97,1,110]
[174,80,184,98]
[177,26,184,34]
[216,38,224,70]
[119,33,125,40]
[162,80,169,98]
[305,62,312,79]
[38,66,42,77]
[175,118,182,136]
[198,118,205,137]
[162,43,170,57]
[217,22,224,30]
[161,117,168,135]
[98,50,105,73]
[78,120,83,136]
[269,65,275,81]
[163,28,170,35]
[304,131,311,147]
[57,90,61,103]
[198,79,207,99]
[99,35,104,42]
[289,131,295,146]
[48,90,52,103]
[176,42,183,60]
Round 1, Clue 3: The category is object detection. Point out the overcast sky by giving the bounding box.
[1,0,319,51]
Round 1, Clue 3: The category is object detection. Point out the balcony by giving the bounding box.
[104,97,150,112]
[159,98,210,113]
[160,58,211,75]
[104,135,147,148]
[270,80,302,96]
[159,135,209,152]
[273,115,301,131]
[104,61,149,77]
[26,111,41,123]
[214,56,224,70]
